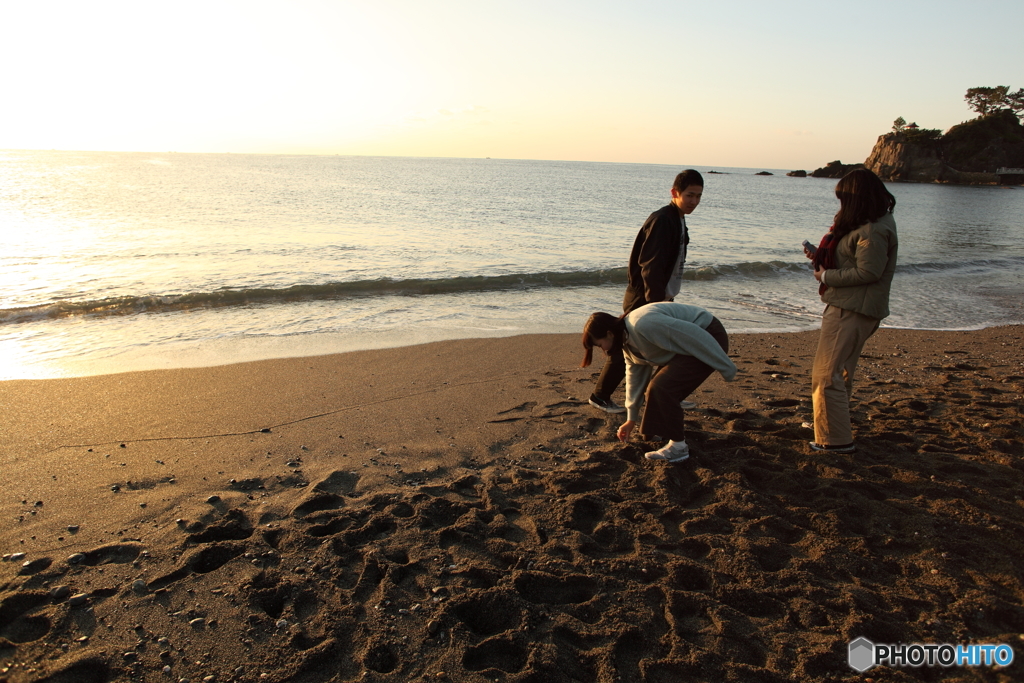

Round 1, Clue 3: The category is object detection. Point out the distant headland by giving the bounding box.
[798,86,1024,185]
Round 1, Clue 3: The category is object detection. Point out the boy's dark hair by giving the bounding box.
[672,169,704,193]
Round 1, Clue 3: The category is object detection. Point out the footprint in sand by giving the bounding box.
[362,639,399,674]
[292,470,363,518]
[31,658,113,683]
[245,571,322,622]
[565,495,606,535]
[312,470,361,496]
[80,542,144,566]
[449,591,525,636]
[0,592,52,643]
[148,541,248,590]
[462,636,529,673]
[514,571,600,605]
[187,508,254,542]
[228,477,266,492]
[291,492,347,518]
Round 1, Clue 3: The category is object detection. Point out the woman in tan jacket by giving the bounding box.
[805,169,898,452]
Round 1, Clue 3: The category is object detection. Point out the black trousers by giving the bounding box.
[639,317,728,442]
[594,345,626,399]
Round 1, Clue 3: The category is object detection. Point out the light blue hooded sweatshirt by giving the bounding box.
[622,302,737,422]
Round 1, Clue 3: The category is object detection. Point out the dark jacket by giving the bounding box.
[622,204,688,313]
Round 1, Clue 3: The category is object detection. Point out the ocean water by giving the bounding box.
[1,150,1022,379]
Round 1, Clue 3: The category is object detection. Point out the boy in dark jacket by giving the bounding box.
[589,169,704,413]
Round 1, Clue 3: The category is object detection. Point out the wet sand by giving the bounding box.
[1,327,1022,682]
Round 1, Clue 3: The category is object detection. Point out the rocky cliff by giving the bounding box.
[812,110,1024,184]
[864,110,1024,184]
[863,133,962,183]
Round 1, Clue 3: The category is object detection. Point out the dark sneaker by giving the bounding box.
[588,394,626,414]
[808,441,856,453]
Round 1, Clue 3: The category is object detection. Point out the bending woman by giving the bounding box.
[805,168,898,453]
[581,302,737,462]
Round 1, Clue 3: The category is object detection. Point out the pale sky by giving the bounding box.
[2,0,1022,169]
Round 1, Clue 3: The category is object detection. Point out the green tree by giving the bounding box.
[892,116,906,132]
[965,86,1009,116]
[1007,87,1024,118]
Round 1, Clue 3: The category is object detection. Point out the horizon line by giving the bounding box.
[0,148,823,173]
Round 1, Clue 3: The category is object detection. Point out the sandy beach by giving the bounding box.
[1,326,1022,683]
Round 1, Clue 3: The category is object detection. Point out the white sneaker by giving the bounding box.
[644,440,690,462]
[680,400,696,410]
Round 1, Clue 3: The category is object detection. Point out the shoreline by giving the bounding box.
[5,317,1024,382]
[1,326,1022,682]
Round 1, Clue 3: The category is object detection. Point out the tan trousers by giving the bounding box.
[811,305,880,446]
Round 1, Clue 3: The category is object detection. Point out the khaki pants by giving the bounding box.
[811,305,879,446]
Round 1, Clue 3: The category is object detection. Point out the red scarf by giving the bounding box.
[812,227,839,295]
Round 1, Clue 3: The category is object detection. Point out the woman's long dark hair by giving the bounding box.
[580,312,626,367]
[833,169,896,239]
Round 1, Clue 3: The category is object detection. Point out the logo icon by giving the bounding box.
[849,637,875,672]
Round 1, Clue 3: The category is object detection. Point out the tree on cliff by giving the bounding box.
[965,86,1024,120]
[892,117,906,132]
[1008,89,1024,117]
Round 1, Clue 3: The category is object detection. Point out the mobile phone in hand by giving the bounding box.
[802,239,817,256]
